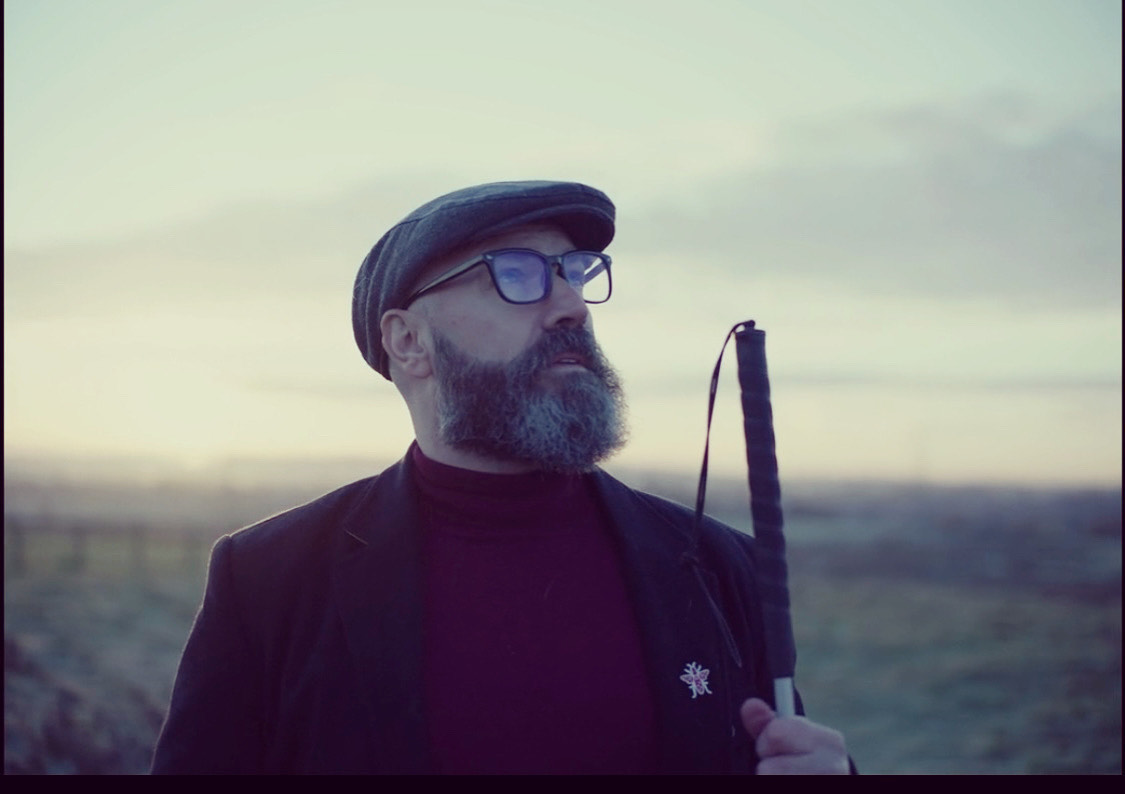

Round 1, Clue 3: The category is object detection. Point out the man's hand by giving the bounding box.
[740,698,849,774]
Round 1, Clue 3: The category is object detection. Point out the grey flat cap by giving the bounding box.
[352,180,615,379]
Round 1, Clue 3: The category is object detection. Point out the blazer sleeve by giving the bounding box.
[151,535,265,774]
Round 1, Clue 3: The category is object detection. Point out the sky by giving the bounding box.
[4,0,1122,488]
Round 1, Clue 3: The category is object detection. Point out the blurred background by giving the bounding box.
[4,0,1120,773]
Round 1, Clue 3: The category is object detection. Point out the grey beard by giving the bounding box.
[432,326,627,473]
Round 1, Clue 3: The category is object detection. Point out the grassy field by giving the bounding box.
[4,481,1121,774]
[790,575,1120,773]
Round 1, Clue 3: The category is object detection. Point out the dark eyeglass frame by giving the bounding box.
[402,248,613,308]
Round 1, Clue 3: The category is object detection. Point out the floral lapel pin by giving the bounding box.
[680,661,712,699]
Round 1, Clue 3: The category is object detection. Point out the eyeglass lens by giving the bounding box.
[490,251,610,304]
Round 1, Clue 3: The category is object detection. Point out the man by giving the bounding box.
[152,180,848,774]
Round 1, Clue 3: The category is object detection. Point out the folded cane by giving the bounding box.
[692,320,796,716]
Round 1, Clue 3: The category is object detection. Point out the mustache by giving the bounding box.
[430,324,622,399]
[514,326,613,380]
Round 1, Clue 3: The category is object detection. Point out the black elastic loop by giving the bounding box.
[690,320,754,549]
[688,320,756,669]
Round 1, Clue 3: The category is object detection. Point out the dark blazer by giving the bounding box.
[151,452,786,774]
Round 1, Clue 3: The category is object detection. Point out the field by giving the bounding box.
[4,474,1121,774]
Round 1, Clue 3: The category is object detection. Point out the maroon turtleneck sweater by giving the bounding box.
[413,445,659,774]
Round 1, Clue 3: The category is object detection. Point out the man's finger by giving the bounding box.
[739,697,775,742]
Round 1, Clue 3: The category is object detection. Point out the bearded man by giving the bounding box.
[152,181,849,775]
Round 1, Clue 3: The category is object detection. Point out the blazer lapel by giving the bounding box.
[593,472,744,772]
[330,457,432,773]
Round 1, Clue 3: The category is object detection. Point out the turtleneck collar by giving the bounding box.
[410,442,592,532]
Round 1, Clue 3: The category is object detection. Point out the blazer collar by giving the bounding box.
[330,453,432,773]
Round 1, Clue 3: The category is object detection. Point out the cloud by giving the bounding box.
[5,94,1120,323]
[628,371,1122,398]
[3,173,460,319]
[627,95,1122,309]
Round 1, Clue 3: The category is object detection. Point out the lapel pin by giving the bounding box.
[680,662,712,699]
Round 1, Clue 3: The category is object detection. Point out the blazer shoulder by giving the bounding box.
[219,457,412,575]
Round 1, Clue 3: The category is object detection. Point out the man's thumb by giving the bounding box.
[740,697,776,741]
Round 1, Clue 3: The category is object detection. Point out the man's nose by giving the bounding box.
[543,270,589,328]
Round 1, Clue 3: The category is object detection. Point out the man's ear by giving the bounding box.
[381,309,433,379]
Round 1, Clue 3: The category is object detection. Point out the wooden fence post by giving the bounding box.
[69,522,88,573]
[182,529,203,570]
[6,517,26,575]
[129,523,147,578]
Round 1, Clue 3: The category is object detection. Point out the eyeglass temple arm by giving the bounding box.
[581,259,608,284]
[406,257,485,304]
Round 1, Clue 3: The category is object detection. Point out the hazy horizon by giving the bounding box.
[5,0,1121,489]
[5,444,1120,493]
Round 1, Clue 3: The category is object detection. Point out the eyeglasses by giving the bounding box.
[403,248,612,307]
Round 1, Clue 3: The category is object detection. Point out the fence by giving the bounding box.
[4,515,219,579]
